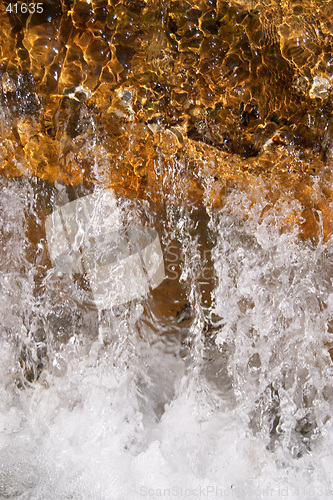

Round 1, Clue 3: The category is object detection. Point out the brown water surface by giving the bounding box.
[1,0,333,240]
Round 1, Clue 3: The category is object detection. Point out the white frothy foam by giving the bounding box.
[0,177,332,500]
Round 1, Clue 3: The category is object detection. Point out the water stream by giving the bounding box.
[1,0,333,495]
[0,163,332,499]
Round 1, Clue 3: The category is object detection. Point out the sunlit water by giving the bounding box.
[0,170,333,500]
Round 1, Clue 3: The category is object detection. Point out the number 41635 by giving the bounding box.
[6,3,44,14]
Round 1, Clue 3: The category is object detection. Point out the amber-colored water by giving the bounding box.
[1,4,333,493]
[1,0,333,240]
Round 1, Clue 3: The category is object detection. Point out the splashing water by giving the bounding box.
[0,168,333,500]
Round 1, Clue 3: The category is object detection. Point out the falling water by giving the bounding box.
[1,0,333,497]
[0,159,333,499]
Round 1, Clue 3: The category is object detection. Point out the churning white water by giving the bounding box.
[0,173,333,500]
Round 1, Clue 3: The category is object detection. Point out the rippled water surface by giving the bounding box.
[1,0,333,497]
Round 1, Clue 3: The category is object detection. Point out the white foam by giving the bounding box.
[0,178,332,499]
